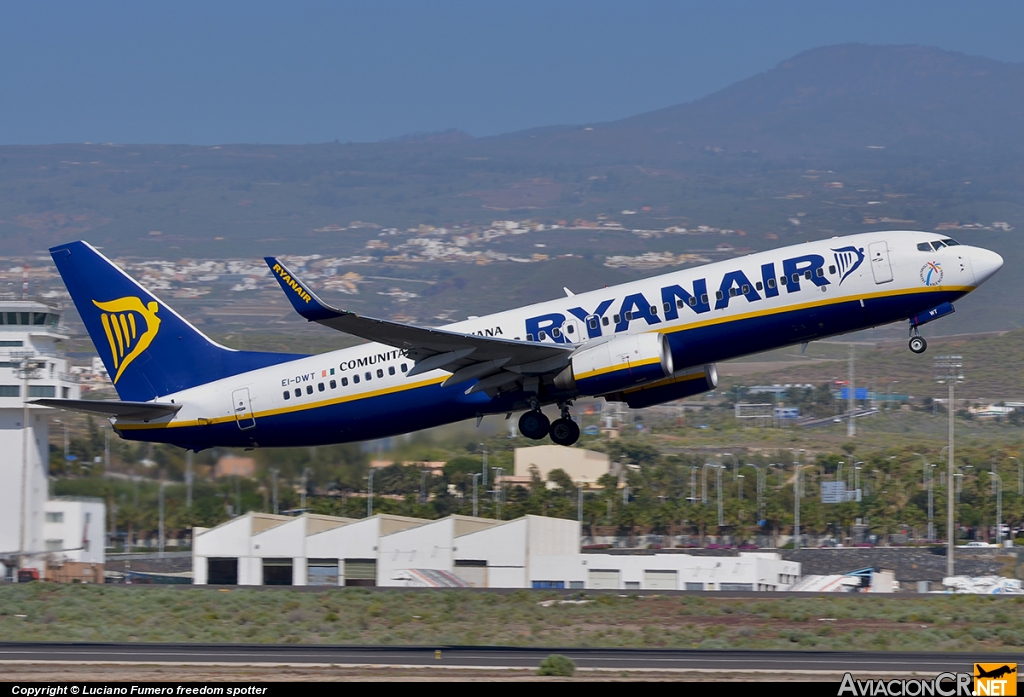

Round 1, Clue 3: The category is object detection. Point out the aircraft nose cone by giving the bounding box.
[972,247,1004,286]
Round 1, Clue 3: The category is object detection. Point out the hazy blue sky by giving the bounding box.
[3,1,1023,145]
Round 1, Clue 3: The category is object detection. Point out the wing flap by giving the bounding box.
[32,398,182,421]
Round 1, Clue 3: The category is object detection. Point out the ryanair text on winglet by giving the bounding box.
[273,263,312,304]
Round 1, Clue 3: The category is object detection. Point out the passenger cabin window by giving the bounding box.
[815,268,824,278]
[365,372,371,381]
[330,379,337,389]
[612,314,620,323]
[624,311,633,321]
[551,327,561,338]
[342,377,349,386]
[828,266,836,274]
[376,368,384,378]
[283,391,290,400]
[756,282,763,291]
[917,243,932,252]
[318,383,325,392]
[741,284,750,294]
[689,296,697,306]
[649,306,657,315]
[294,388,301,398]
[729,288,737,297]
[700,294,709,304]
[767,278,776,289]
[401,363,408,372]
[566,325,574,334]
[388,366,395,376]
[665,302,672,312]
[804,270,812,280]
[538,331,547,340]
[589,317,598,329]
[353,375,360,384]
[526,333,535,341]
[306,385,313,395]
[602,316,610,326]
[715,290,724,301]
[791,273,799,284]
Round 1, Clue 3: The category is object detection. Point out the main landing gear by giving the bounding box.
[517,400,580,446]
[909,326,927,354]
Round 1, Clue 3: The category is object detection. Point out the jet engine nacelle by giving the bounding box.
[606,364,718,409]
[554,332,673,396]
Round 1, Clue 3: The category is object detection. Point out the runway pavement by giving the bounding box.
[0,643,1020,674]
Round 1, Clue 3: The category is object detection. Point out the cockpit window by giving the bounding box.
[941,238,961,246]
[917,243,932,252]
[931,241,947,250]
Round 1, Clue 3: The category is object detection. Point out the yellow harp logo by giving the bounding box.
[93,297,161,384]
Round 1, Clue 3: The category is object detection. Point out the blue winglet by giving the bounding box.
[264,257,343,322]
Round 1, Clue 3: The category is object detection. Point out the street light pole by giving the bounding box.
[716,465,724,527]
[480,443,488,487]
[185,450,193,509]
[794,462,802,550]
[1010,456,1022,497]
[367,468,374,517]
[472,472,481,517]
[723,452,738,481]
[271,468,279,515]
[928,464,936,542]
[991,472,1003,546]
[936,355,962,577]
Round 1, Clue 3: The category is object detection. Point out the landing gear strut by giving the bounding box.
[909,326,927,354]
[549,402,581,447]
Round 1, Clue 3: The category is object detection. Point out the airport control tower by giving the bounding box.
[0,300,81,579]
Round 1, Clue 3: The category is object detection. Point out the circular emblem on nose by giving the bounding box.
[920,261,943,287]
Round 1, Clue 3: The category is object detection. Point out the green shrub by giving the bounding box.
[538,654,576,677]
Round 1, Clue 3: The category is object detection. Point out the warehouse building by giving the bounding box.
[193,512,799,590]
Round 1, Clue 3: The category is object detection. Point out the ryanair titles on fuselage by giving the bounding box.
[524,247,865,342]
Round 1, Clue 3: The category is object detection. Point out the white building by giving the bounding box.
[43,496,106,565]
[0,301,82,581]
[510,445,612,488]
[193,512,799,591]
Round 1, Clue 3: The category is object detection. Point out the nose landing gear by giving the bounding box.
[909,326,927,354]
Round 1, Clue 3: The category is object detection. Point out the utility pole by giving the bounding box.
[472,472,481,517]
[936,355,963,576]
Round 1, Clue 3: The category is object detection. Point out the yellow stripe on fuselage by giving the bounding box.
[116,375,448,431]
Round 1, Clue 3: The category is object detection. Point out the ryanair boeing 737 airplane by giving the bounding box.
[36,231,1002,449]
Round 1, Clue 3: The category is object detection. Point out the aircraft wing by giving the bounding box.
[31,398,182,421]
[265,257,572,391]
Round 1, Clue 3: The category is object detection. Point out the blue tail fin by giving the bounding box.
[51,241,306,401]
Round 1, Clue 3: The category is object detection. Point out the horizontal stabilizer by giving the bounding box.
[31,398,182,420]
